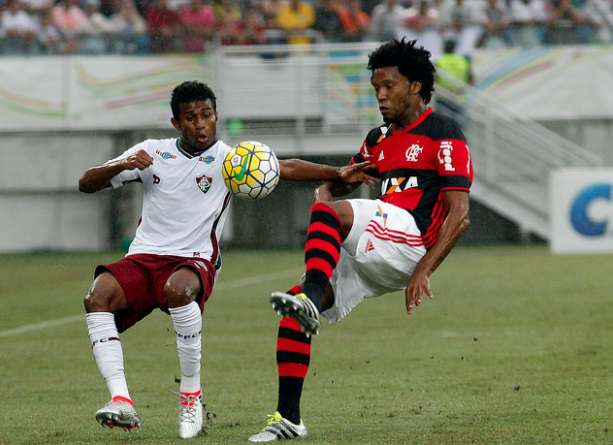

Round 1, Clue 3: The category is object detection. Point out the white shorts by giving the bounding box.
[321,199,427,323]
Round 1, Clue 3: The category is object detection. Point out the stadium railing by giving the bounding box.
[435,73,602,240]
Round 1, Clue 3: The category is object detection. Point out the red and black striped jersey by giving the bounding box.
[352,108,473,249]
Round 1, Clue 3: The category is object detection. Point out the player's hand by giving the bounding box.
[121,150,153,171]
[338,162,378,188]
[405,269,433,315]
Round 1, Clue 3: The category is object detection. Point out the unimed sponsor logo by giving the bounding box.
[156,149,177,160]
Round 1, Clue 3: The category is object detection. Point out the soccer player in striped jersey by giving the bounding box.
[249,39,473,442]
[79,81,373,439]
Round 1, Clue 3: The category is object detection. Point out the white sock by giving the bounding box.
[169,302,202,394]
[86,312,131,402]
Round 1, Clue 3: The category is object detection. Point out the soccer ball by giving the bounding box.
[222,141,280,200]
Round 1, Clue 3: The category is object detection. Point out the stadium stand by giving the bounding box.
[0,0,611,55]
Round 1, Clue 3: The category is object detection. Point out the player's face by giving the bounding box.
[172,99,217,152]
[371,66,418,126]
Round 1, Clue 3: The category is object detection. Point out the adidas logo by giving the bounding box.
[365,239,375,253]
[378,151,384,161]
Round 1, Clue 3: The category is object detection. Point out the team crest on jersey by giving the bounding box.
[405,144,423,162]
[196,175,213,193]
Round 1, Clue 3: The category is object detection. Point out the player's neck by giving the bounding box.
[396,102,428,128]
[178,137,217,156]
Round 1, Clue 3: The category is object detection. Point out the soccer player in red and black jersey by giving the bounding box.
[249,39,473,442]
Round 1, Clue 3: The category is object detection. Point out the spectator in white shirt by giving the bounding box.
[399,0,443,59]
[480,0,512,47]
[1,0,38,53]
[440,0,483,57]
[108,0,149,53]
[369,0,407,42]
[84,0,115,33]
[510,0,547,24]
[20,0,53,16]
[81,0,117,53]
[588,0,612,42]
[509,0,546,46]
[111,0,149,54]
[546,0,598,43]
[37,10,64,53]
[439,0,482,28]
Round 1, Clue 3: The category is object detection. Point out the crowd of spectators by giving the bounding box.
[0,0,611,55]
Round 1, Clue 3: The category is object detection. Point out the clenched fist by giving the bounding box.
[121,150,153,170]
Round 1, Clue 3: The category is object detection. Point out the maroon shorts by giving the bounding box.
[95,254,216,332]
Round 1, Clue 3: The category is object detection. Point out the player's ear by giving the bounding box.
[171,117,180,131]
[409,80,422,95]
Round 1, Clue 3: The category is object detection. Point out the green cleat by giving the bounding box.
[248,411,307,442]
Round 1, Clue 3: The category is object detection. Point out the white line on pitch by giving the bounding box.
[0,315,85,338]
[0,268,299,338]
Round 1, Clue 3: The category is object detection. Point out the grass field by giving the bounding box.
[1,246,612,445]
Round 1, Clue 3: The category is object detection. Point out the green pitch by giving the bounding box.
[1,246,612,445]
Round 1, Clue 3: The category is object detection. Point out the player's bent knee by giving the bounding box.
[324,200,353,240]
[84,272,127,313]
[164,268,202,308]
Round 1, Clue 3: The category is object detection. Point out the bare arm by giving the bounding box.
[78,149,153,193]
[279,159,377,184]
[279,158,342,182]
[405,190,470,314]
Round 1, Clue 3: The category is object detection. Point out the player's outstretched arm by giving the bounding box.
[405,190,470,314]
[78,149,153,193]
[279,159,376,184]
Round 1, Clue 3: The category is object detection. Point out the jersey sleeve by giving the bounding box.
[106,140,152,189]
[350,140,369,165]
[435,122,473,192]
[351,126,385,164]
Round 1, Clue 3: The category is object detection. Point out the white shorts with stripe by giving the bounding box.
[321,199,427,323]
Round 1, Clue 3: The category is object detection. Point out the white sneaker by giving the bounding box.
[270,292,320,336]
[95,397,141,430]
[248,411,307,442]
[177,391,204,439]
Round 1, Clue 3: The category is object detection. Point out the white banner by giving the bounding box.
[0,55,213,131]
[0,52,379,131]
[474,46,613,120]
[550,169,613,254]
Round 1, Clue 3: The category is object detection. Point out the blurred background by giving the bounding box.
[1,0,612,254]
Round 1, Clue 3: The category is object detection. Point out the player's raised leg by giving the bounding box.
[164,267,205,439]
[84,273,141,431]
[270,200,352,335]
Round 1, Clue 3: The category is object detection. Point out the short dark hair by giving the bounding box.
[367,39,435,104]
[171,81,217,119]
